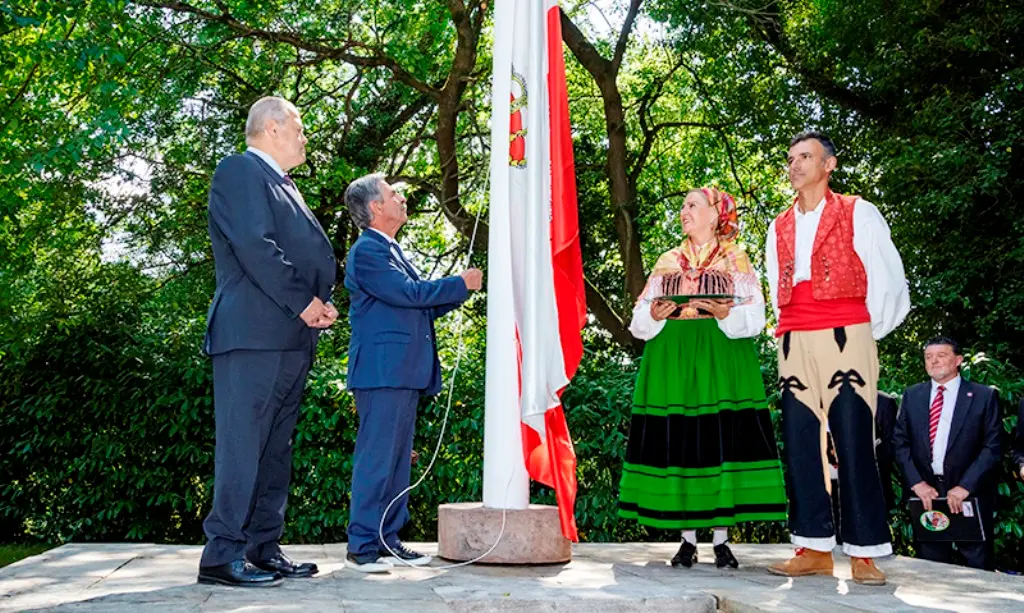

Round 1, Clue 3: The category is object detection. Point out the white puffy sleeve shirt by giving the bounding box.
[766,198,910,340]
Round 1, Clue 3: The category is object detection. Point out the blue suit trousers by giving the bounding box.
[346,388,421,556]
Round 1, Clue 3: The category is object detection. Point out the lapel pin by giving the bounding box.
[967,392,973,398]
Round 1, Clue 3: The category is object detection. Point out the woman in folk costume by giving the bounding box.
[618,188,787,569]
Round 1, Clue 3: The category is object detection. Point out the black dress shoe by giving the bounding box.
[250,552,319,578]
[714,543,739,569]
[197,560,283,587]
[671,541,698,568]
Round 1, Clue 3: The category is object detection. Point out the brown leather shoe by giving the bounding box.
[851,557,886,586]
[767,548,834,577]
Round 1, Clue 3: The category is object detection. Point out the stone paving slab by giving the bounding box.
[1,543,1022,612]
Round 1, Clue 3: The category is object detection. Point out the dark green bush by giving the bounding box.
[0,267,214,544]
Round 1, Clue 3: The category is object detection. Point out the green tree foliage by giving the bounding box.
[1,0,1022,570]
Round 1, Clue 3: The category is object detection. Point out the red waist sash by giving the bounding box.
[776,281,870,336]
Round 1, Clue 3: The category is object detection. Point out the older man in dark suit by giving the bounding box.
[342,173,482,572]
[893,336,1002,570]
[198,97,337,587]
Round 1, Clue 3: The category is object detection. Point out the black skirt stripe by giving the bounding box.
[625,407,780,470]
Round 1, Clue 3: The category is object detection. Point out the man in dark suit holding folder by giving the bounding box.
[893,336,1002,570]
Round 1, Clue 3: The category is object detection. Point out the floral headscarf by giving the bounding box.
[699,187,739,242]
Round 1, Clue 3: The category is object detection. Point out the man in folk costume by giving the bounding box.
[765,132,910,586]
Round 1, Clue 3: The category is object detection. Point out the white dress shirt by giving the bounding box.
[246,146,285,177]
[370,227,398,246]
[765,197,911,340]
[929,375,961,476]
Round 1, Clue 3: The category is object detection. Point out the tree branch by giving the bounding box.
[2,17,78,131]
[629,51,728,190]
[133,1,440,98]
[562,7,647,307]
[611,0,644,74]
[144,256,213,298]
[748,4,892,122]
[675,60,755,201]
[426,0,489,251]
[584,276,640,353]
[560,8,612,83]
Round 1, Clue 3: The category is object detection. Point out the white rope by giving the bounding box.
[377,205,514,570]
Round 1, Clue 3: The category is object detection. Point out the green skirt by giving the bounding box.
[618,318,787,529]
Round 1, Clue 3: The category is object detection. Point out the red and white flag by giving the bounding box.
[485,0,586,541]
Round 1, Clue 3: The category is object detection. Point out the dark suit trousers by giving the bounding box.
[347,388,420,556]
[200,349,312,567]
[915,477,995,570]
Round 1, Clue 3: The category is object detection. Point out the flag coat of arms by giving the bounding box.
[486,0,586,541]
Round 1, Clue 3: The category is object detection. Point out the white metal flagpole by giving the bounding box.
[482,0,530,510]
[479,0,528,511]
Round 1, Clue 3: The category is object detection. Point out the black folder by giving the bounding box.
[908,497,985,542]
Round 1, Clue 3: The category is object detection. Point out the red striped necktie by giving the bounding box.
[928,385,945,452]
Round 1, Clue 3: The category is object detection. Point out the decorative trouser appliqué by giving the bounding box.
[778,323,892,558]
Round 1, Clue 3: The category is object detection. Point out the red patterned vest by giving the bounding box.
[775,191,868,306]
[773,191,871,336]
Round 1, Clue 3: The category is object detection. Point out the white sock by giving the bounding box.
[712,528,728,546]
[681,530,697,545]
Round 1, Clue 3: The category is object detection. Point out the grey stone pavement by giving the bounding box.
[2,543,1023,613]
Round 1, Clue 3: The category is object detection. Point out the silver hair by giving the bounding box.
[345,173,385,230]
[245,96,298,144]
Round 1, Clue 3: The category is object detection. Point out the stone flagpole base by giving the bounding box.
[437,502,571,564]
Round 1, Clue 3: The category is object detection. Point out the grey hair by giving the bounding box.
[245,96,298,144]
[345,173,385,230]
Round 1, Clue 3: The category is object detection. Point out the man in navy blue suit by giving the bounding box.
[893,336,1002,570]
[198,97,337,587]
[343,173,482,572]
